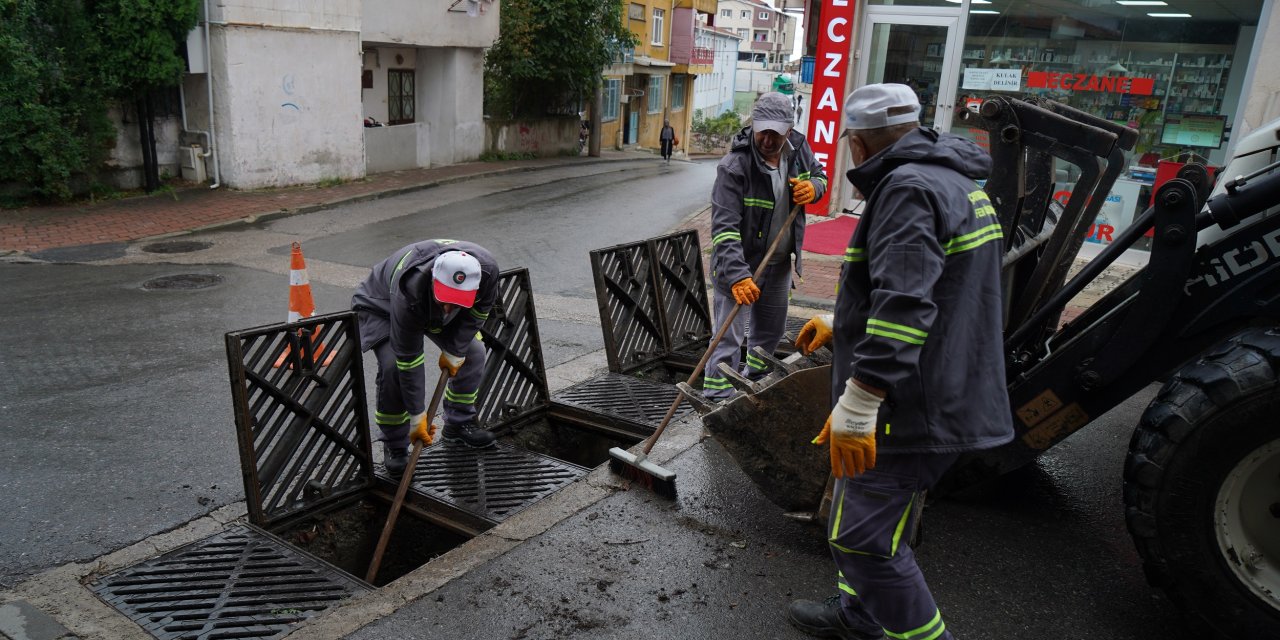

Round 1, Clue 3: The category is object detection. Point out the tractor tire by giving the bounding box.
[1124,327,1280,639]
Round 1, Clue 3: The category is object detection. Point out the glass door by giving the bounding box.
[859,14,962,131]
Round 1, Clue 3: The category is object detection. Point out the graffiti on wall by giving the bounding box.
[279,74,302,125]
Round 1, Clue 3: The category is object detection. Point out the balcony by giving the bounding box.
[669,7,714,74]
[751,40,774,52]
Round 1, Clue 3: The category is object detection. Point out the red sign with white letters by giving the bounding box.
[1025,72,1155,95]
[804,0,856,216]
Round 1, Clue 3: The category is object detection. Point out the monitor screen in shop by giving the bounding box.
[1160,114,1227,149]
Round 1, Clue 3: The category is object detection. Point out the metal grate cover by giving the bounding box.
[226,312,373,528]
[90,525,369,640]
[552,373,691,435]
[407,443,586,523]
[475,268,551,430]
[652,230,711,354]
[590,240,669,375]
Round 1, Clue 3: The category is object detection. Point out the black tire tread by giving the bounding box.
[1123,327,1280,636]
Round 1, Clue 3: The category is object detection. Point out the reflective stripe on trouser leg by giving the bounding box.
[372,339,411,448]
[702,286,750,400]
[742,262,792,381]
[426,334,486,426]
[831,453,959,640]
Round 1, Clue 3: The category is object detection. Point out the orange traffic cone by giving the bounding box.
[275,242,334,368]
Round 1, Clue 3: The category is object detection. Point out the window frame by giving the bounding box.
[648,76,663,114]
[671,75,685,111]
[651,8,665,45]
[387,69,415,125]
[759,11,770,20]
[603,78,620,122]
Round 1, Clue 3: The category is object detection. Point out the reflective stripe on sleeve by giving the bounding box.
[866,318,928,346]
[844,247,866,263]
[743,197,774,208]
[470,307,490,320]
[942,223,1004,255]
[712,231,742,245]
[375,411,410,426]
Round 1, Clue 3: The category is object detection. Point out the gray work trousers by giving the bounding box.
[371,334,486,449]
[701,262,792,400]
[831,453,959,640]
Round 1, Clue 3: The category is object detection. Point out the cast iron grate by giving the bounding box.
[225,312,373,528]
[552,373,690,434]
[652,230,711,354]
[90,524,369,640]
[590,241,668,375]
[407,443,586,524]
[475,268,551,430]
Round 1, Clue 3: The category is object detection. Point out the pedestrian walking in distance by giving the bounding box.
[702,91,827,401]
[352,240,502,478]
[789,83,1014,640]
[660,119,676,164]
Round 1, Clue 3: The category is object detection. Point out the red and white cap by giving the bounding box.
[431,250,482,307]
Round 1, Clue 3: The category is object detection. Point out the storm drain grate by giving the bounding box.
[142,273,223,290]
[90,524,369,640]
[407,443,586,524]
[552,373,690,435]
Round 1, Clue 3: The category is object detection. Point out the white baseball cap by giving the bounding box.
[843,83,921,130]
[432,250,482,307]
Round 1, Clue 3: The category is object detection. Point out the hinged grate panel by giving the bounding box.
[590,241,669,375]
[90,524,369,640]
[475,268,551,431]
[651,230,711,355]
[226,312,372,528]
[552,373,691,435]
[407,443,586,524]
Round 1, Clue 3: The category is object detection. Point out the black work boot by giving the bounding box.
[382,443,409,478]
[442,422,496,449]
[788,596,885,640]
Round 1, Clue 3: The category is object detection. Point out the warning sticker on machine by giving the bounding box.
[1021,403,1091,450]
[1016,390,1064,428]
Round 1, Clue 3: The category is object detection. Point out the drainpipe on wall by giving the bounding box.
[203,0,221,189]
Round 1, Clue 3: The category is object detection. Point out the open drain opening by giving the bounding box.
[276,495,470,587]
[499,415,640,469]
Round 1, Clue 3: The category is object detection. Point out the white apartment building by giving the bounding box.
[693,25,743,117]
[179,0,497,189]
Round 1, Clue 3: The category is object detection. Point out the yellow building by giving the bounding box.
[599,0,718,154]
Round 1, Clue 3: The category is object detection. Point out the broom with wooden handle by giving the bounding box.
[607,202,806,498]
[366,370,449,583]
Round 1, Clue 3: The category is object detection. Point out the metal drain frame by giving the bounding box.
[550,372,691,438]
[590,229,712,376]
[90,524,370,640]
[404,442,587,524]
[226,312,374,528]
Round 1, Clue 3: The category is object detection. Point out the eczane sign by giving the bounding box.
[805,0,856,215]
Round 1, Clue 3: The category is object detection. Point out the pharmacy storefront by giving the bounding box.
[819,0,1273,259]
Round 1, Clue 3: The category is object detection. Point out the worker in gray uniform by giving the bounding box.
[352,239,501,477]
[702,91,827,401]
[789,84,1014,640]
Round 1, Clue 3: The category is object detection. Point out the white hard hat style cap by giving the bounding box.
[843,83,922,130]
[752,92,795,135]
[432,250,482,308]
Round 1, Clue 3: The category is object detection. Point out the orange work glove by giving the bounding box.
[795,314,834,355]
[409,412,437,446]
[438,352,465,377]
[811,380,882,477]
[789,178,817,205]
[731,277,761,305]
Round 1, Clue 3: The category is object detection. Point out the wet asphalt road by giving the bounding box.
[0,157,1197,638]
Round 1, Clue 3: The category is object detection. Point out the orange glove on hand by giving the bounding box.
[812,380,882,477]
[789,178,817,205]
[409,412,437,446]
[730,277,761,305]
[795,313,834,355]
[438,352,465,377]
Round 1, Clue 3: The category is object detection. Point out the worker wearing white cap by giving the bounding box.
[788,84,1014,640]
[353,240,502,477]
[702,91,828,401]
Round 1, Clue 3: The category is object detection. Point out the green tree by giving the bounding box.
[484,0,635,118]
[0,0,113,202]
[92,0,199,192]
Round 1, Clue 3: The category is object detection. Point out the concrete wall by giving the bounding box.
[214,0,360,31]
[365,123,429,172]
[102,106,183,189]
[1235,0,1280,141]
[485,117,579,157]
[362,0,498,48]
[211,24,365,189]
[419,47,485,166]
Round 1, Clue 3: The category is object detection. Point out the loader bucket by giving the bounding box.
[700,364,832,512]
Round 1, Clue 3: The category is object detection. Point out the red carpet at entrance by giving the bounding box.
[803,215,859,256]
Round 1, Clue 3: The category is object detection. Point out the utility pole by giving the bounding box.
[589,81,603,157]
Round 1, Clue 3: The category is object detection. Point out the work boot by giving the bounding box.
[382,443,409,478]
[442,422,497,449]
[788,596,885,640]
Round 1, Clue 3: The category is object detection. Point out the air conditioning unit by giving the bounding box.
[180,145,208,183]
